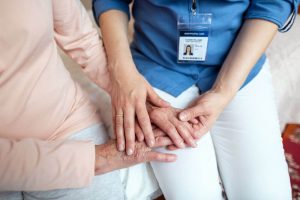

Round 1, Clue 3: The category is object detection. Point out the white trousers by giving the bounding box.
[150,62,292,200]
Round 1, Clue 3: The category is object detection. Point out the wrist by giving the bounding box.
[211,79,240,100]
[94,145,112,175]
[108,59,139,77]
[211,85,236,99]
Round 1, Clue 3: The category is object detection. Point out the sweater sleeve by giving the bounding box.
[52,0,110,91]
[0,138,95,191]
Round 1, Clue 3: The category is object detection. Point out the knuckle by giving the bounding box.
[124,100,134,108]
[116,134,124,141]
[115,121,123,128]
[154,154,164,161]
[177,124,186,132]
[191,110,198,118]
[139,117,150,127]
[149,110,160,119]
[124,121,132,131]
[125,128,134,136]
[133,150,146,162]
[115,117,123,125]
[165,125,176,134]
[136,101,146,110]
[126,137,134,144]
[115,125,123,132]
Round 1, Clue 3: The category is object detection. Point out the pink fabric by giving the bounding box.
[0,0,107,191]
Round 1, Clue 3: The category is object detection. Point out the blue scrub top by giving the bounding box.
[93,0,297,97]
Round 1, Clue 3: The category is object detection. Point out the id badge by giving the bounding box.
[177,14,212,63]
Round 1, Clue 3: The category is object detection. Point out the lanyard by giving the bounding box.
[191,0,197,15]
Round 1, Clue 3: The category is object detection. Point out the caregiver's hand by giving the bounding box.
[99,10,170,155]
[94,133,176,175]
[108,63,169,156]
[178,89,232,136]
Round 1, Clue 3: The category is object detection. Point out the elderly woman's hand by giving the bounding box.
[144,104,201,149]
[94,132,176,175]
[108,61,169,156]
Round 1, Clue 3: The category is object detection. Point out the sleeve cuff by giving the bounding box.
[245,0,298,32]
[92,0,131,26]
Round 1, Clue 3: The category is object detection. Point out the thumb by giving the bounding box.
[147,86,170,107]
[178,105,205,122]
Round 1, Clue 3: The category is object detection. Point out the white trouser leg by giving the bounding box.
[150,61,291,200]
[150,87,223,200]
[211,63,291,200]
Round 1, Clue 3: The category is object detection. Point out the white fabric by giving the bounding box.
[149,61,291,200]
[120,164,161,200]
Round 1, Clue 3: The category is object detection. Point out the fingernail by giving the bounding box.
[179,113,187,121]
[127,149,133,155]
[118,144,125,151]
[149,140,155,147]
[179,141,185,148]
[167,155,177,162]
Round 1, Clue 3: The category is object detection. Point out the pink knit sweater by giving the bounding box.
[0,0,109,191]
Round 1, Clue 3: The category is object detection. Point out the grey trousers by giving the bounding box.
[0,124,125,200]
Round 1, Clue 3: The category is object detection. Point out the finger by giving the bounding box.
[198,115,210,134]
[184,121,199,140]
[193,129,204,140]
[191,122,202,139]
[167,145,179,151]
[179,105,207,122]
[183,120,200,139]
[115,108,125,152]
[135,122,144,142]
[191,116,210,139]
[189,118,199,124]
[184,121,194,132]
[124,106,135,155]
[111,107,116,138]
[136,103,155,147]
[175,122,197,148]
[152,119,185,148]
[153,128,167,137]
[192,123,201,131]
[154,136,173,147]
[146,151,177,162]
[147,85,170,108]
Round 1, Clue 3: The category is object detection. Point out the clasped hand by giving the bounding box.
[109,68,230,155]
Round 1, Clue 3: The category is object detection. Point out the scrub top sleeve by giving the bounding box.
[92,0,132,26]
[244,0,298,32]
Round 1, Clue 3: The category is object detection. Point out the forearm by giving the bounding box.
[212,19,277,98]
[99,10,138,76]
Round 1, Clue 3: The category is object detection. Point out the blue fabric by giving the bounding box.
[93,0,297,97]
